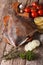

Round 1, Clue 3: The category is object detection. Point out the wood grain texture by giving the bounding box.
[1,60,13,65]
[0,41,6,64]
[0,0,43,65]
[13,58,26,65]
[0,44,13,65]
[31,0,38,4]
[4,44,13,55]
[39,0,43,4]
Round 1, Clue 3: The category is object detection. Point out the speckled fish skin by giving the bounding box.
[3,13,37,46]
[1,0,37,46]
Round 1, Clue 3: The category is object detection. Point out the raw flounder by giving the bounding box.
[2,2,37,46]
[3,14,37,46]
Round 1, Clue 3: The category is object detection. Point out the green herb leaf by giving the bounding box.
[26,51,36,61]
[2,48,37,61]
[19,52,26,59]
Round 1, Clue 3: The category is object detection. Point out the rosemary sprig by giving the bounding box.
[4,50,20,60]
[2,37,28,59]
[3,48,37,61]
[3,47,18,58]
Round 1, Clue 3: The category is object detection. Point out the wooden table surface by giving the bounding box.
[0,0,43,65]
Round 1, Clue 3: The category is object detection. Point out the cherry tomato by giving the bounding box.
[38,9,43,15]
[32,2,38,7]
[31,7,37,12]
[31,11,38,18]
[36,5,43,10]
[24,7,31,13]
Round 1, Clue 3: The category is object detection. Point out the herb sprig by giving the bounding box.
[3,47,37,61]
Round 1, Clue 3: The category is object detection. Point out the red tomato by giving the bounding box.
[31,7,37,12]
[31,11,38,18]
[38,9,43,15]
[32,2,38,7]
[36,5,43,10]
[24,7,31,13]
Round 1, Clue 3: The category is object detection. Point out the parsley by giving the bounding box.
[26,51,36,61]
[19,52,26,59]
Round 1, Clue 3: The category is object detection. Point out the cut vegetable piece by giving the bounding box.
[24,40,40,51]
[3,15,10,26]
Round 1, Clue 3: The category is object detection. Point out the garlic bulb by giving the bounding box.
[24,40,40,51]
